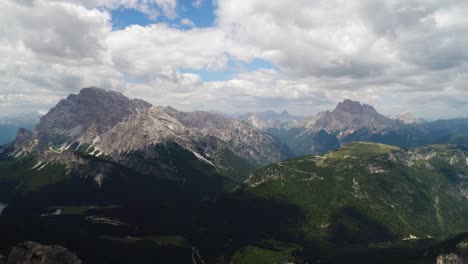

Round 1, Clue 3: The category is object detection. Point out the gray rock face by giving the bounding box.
[35,87,151,148]
[97,106,290,167]
[163,108,290,165]
[99,107,193,155]
[436,253,468,264]
[6,242,82,264]
[14,128,36,153]
[298,99,399,139]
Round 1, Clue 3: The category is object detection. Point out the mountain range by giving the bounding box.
[0,87,291,201]
[2,87,468,201]
[238,99,468,156]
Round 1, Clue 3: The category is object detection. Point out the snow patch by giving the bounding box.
[64,143,73,150]
[13,150,24,158]
[41,208,62,217]
[75,142,82,151]
[189,149,217,168]
[91,148,101,156]
[92,136,101,145]
[94,173,104,188]
[32,161,43,170]
[402,234,419,241]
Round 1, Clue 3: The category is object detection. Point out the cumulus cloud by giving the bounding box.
[58,0,177,19]
[213,0,468,118]
[0,0,124,115]
[107,24,228,80]
[1,0,468,119]
[180,18,195,27]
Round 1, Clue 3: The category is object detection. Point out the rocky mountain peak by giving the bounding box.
[35,87,152,148]
[77,86,106,96]
[334,99,377,115]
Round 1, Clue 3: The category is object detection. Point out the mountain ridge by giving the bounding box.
[1,87,289,196]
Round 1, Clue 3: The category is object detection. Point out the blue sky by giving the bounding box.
[110,0,277,82]
[180,59,277,81]
[111,0,216,29]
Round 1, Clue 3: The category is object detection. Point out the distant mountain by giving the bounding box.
[389,113,424,124]
[236,110,300,130]
[245,142,468,243]
[0,112,41,145]
[298,99,400,139]
[265,99,468,156]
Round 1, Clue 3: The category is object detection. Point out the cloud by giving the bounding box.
[0,0,123,115]
[181,18,195,27]
[1,0,468,119]
[193,0,203,8]
[107,24,229,80]
[212,0,468,117]
[59,0,178,19]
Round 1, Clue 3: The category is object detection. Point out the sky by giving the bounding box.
[1,0,468,119]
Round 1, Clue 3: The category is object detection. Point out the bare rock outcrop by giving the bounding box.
[6,242,82,264]
[436,252,468,264]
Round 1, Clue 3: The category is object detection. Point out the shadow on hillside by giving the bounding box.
[2,185,307,263]
[329,206,396,246]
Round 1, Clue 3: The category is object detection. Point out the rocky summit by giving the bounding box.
[36,87,152,149]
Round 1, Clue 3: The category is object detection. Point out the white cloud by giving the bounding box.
[58,0,177,19]
[107,24,229,80]
[193,0,203,8]
[181,18,195,27]
[212,0,468,118]
[1,0,468,119]
[0,0,123,115]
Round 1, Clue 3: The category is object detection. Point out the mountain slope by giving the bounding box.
[163,107,291,166]
[244,142,468,244]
